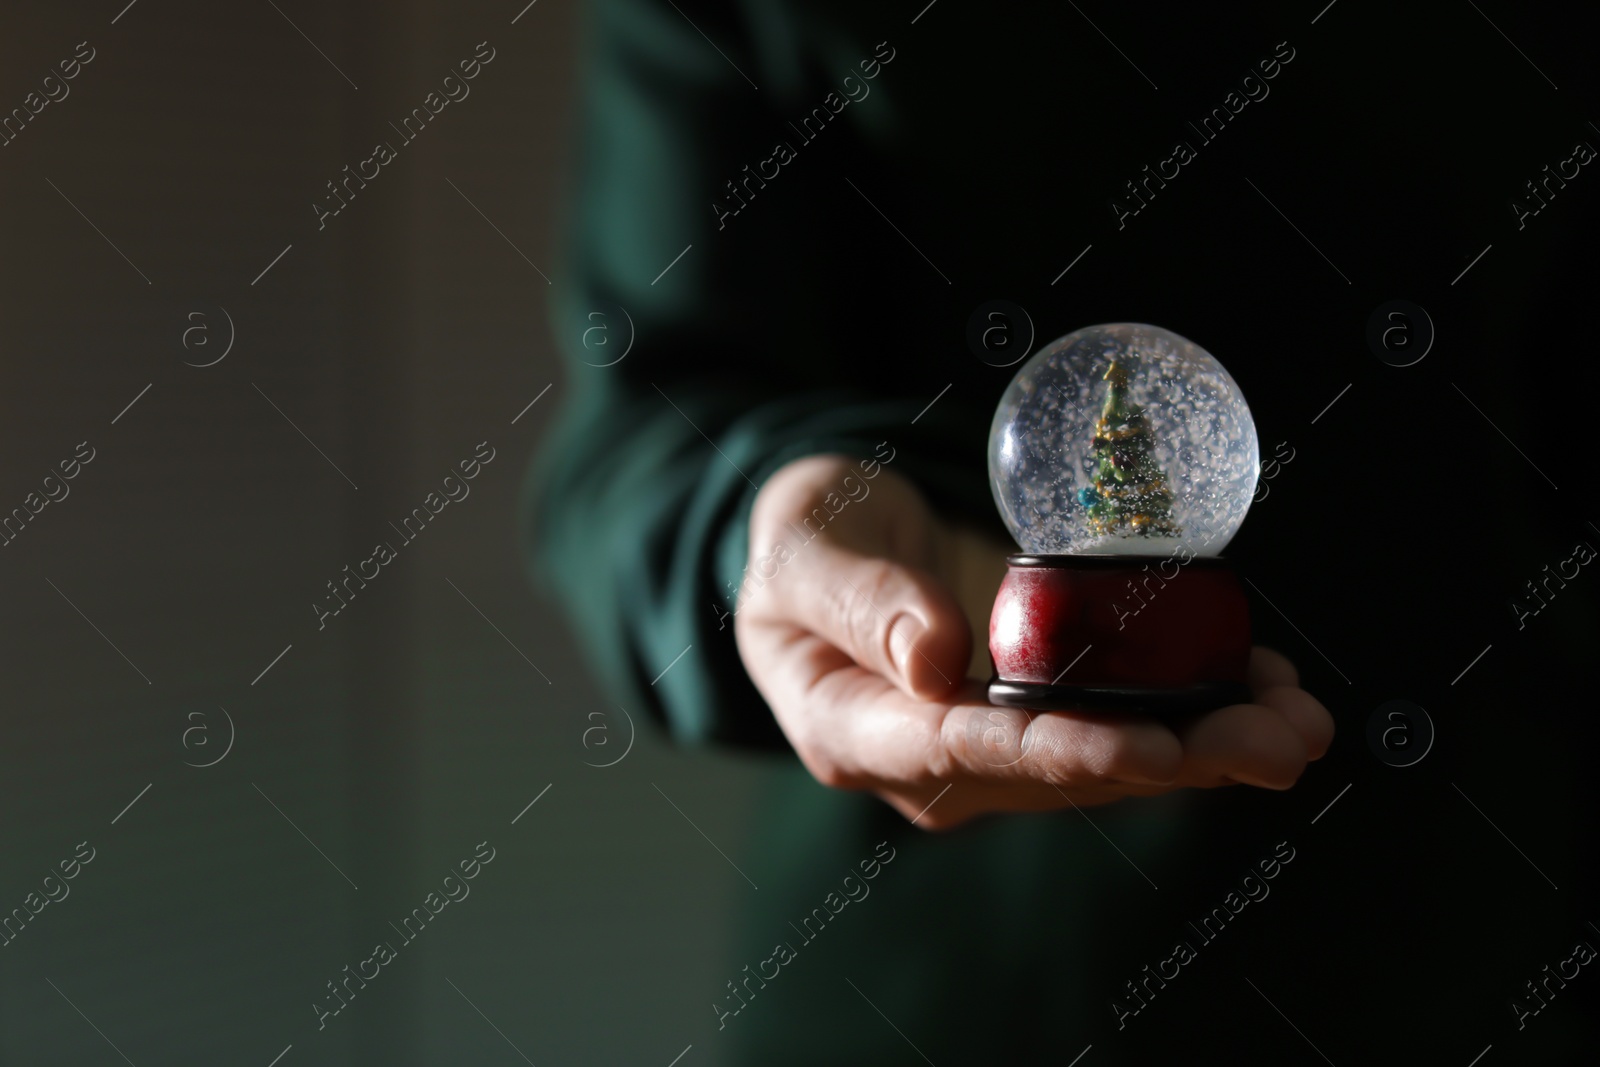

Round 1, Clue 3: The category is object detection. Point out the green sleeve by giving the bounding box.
[526,0,991,750]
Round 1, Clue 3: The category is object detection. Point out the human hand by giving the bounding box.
[734,454,1334,830]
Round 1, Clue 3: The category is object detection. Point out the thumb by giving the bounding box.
[769,538,971,700]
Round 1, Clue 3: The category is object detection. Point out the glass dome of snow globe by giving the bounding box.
[987,323,1259,558]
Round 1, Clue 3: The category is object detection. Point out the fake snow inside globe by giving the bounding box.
[987,323,1260,558]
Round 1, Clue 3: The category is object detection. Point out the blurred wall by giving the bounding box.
[0,2,771,1063]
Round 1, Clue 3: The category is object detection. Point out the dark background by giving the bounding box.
[1,0,1598,1064]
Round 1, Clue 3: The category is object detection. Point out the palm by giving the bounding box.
[737,455,1333,830]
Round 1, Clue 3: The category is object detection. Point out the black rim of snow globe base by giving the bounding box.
[987,679,1254,717]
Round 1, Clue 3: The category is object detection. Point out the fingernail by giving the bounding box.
[889,614,925,682]
[1134,769,1179,787]
[1129,769,1179,787]
[1226,772,1293,791]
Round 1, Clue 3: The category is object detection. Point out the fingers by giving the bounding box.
[1175,703,1310,790]
[937,701,1184,788]
[747,633,1187,799]
[1248,646,1299,690]
[1256,685,1334,761]
[761,538,971,700]
[744,456,971,700]
[1248,646,1333,760]
[736,512,1336,827]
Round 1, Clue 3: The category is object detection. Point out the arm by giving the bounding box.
[529,0,984,748]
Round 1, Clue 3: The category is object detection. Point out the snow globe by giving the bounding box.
[987,323,1259,714]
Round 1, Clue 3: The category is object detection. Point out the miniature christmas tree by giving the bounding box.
[1077,361,1182,539]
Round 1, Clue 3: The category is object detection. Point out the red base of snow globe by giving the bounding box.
[988,554,1252,716]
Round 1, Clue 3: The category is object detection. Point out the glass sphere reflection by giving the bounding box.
[988,323,1258,557]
